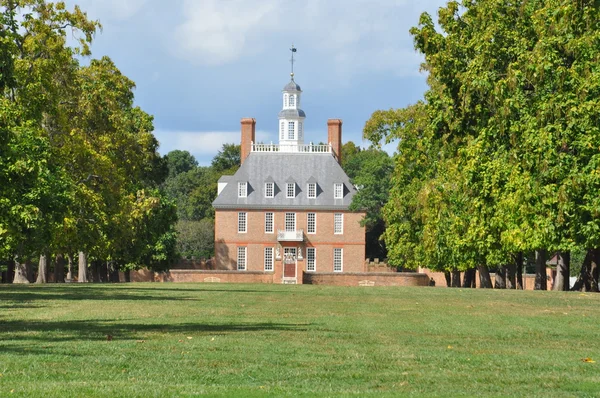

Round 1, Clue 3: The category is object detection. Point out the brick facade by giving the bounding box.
[215,209,366,283]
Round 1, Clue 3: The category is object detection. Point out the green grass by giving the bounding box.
[1,284,599,397]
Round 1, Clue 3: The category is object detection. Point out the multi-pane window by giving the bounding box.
[286,183,295,198]
[289,95,295,106]
[288,121,295,140]
[284,94,288,107]
[334,213,343,234]
[265,182,274,198]
[334,183,343,199]
[237,247,247,271]
[307,183,316,199]
[285,212,296,231]
[238,182,247,198]
[265,212,274,234]
[307,248,316,272]
[238,212,247,233]
[280,122,284,140]
[264,247,274,271]
[299,122,303,139]
[333,248,343,272]
[307,213,316,234]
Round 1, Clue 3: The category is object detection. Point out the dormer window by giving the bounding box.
[288,121,295,140]
[286,183,296,198]
[307,183,316,199]
[289,95,295,107]
[265,182,274,198]
[334,183,343,199]
[238,182,247,198]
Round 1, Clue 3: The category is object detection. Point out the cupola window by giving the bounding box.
[289,95,295,107]
[288,121,295,140]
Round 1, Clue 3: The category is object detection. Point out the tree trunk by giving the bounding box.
[108,261,120,283]
[13,253,29,284]
[534,250,548,290]
[90,260,101,283]
[78,251,88,283]
[593,250,600,292]
[54,254,65,283]
[553,251,570,291]
[99,261,108,283]
[66,254,73,281]
[25,258,35,283]
[124,269,131,283]
[494,266,507,289]
[35,254,48,284]
[451,270,461,287]
[462,268,476,288]
[477,265,493,288]
[515,252,524,290]
[506,262,516,289]
[7,259,15,283]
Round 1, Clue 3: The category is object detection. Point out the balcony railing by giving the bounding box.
[277,229,304,242]
[251,142,337,160]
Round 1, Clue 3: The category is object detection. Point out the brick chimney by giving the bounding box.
[327,119,343,165]
[240,118,256,165]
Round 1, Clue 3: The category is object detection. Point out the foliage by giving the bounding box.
[176,219,214,259]
[211,143,241,174]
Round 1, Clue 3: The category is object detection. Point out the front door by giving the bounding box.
[283,247,297,279]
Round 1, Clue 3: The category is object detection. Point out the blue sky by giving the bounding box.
[64,0,447,165]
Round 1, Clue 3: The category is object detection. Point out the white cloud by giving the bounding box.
[171,0,443,77]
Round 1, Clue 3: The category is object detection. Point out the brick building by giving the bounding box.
[212,60,366,284]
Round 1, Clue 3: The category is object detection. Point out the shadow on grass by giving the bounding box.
[0,319,311,354]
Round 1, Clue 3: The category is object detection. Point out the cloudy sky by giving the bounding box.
[63,0,447,165]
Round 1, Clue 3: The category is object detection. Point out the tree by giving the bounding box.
[165,150,198,179]
[211,143,241,173]
[176,219,214,259]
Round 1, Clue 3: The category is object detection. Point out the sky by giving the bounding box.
[63,0,447,165]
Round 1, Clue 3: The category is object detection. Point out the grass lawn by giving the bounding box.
[1,283,599,397]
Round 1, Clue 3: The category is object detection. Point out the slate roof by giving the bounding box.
[212,152,357,210]
[278,109,306,118]
[283,80,302,91]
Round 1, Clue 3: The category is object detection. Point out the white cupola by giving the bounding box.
[278,45,306,147]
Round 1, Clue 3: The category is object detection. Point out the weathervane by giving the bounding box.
[290,44,297,80]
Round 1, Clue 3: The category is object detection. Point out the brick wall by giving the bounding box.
[303,272,430,287]
[215,209,366,281]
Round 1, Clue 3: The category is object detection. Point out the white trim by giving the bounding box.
[238,212,247,233]
[238,182,247,198]
[307,212,316,234]
[264,247,274,272]
[307,247,316,272]
[334,183,343,199]
[285,212,296,232]
[286,183,296,198]
[237,247,247,271]
[265,212,274,234]
[307,182,316,199]
[265,182,274,198]
[334,213,343,234]
[333,248,343,272]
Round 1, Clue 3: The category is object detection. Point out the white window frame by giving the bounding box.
[288,121,295,140]
[334,213,343,234]
[307,213,316,234]
[333,248,343,272]
[264,247,274,272]
[286,183,295,198]
[307,247,316,272]
[284,94,288,107]
[289,95,295,107]
[237,247,247,271]
[265,212,274,234]
[238,182,247,198]
[307,183,316,199]
[265,182,274,198]
[285,212,296,232]
[280,122,284,140]
[299,122,303,140]
[334,183,343,199]
[238,212,247,233]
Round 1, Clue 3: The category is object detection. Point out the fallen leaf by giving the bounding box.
[136,340,145,343]
[187,336,192,340]
[211,337,215,341]
[582,358,596,363]
[106,335,113,341]
[447,346,453,349]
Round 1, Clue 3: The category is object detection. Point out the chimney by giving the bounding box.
[240,118,256,165]
[327,119,343,165]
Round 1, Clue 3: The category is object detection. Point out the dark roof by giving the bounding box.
[283,80,302,91]
[278,109,306,118]
[213,152,356,210]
